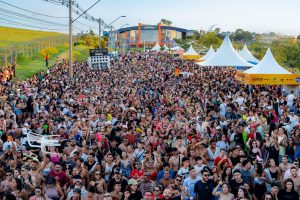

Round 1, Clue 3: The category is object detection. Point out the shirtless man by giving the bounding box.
[29,159,44,188]
[279,155,292,179]
[174,136,186,155]
[0,170,16,192]
[169,148,183,174]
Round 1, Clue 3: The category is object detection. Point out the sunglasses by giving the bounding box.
[175,178,182,181]
[104,195,111,198]
[35,190,42,193]
[6,174,12,176]
[203,174,209,177]
[95,173,101,175]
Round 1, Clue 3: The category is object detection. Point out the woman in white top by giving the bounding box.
[212,181,234,200]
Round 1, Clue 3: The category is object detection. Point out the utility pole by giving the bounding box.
[98,18,101,48]
[69,0,73,78]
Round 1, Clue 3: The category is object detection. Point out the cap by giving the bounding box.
[216,126,222,130]
[73,188,81,194]
[114,167,122,174]
[128,179,138,185]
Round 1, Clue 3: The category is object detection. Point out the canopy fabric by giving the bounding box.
[199,34,253,67]
[150,42,161,51]
[244,48,291,74]
[201,45,215,60]
[171,46,183,51]
[181,45,200,60]
[163,44,169,51]
[183,45,198,56]
[239,44,259,64]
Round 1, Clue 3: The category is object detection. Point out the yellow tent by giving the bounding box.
[181,45,200,60]
[236,48,300,85]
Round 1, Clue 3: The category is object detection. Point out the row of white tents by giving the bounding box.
[150,33,291,77]
[197,34,291,76]
[151,42,171,51]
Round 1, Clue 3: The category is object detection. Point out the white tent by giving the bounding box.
[183,45,198,56]
[244,48,291,74]
[239,44,259,64]
[181,44,200,59]
[201,45,215,60]
[151,42,161,51]
[163,44,169,51]
[199,34,253,67]
[171,46,184,51]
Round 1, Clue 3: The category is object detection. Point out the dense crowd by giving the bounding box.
[0,52,299,200]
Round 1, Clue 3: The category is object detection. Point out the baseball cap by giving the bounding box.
[114,167,122,174]
[73,188,81,194]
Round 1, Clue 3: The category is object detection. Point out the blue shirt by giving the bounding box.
[183,176,201,198]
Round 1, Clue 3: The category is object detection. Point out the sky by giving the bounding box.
[1,0,300,36]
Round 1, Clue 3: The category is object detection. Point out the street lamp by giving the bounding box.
[98,16,126,49]
[105,16,126,49]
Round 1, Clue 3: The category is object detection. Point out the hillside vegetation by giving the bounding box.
[0,26,65,47]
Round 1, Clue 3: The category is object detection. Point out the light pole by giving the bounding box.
[68,0,102,78]
[68,0,72,78]
[98,18,102,48]
[104,16,126,49]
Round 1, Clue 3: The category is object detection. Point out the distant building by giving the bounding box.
[257,33,280,44]
[108,22,196,49]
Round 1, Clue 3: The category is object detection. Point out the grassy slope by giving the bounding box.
[15,45,89,80]
[0,26,64,47]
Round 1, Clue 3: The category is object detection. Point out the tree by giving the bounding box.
[196,32,222,49]
[80,32,107,48]
[233,29,253,43]
[160,18,172,25]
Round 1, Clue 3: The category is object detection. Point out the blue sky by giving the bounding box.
[1,0,299,36]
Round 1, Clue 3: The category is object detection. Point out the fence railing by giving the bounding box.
[0,35,78,68]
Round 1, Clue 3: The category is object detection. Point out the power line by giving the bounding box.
[0,10,67,27]
[74,20,98,29]
[0,18,68,31]
[43,0,108,28]
[0,0,68,18]
[0,8,67,26]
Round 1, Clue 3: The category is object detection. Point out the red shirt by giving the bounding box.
[214,156,230,166]
[130,169,144,179]
[49,170,69,187]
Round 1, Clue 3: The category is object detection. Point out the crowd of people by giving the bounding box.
[0,52,299,200]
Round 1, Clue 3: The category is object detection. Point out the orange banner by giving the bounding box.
[235,72,300,85]
[180,55,201,60]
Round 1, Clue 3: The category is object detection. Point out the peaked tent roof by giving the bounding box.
[199,34,254,67]
[244,48,291,74]
[183,45,198,56]
[163,44,169,51]
[239,44,259,63]
[201,45,215,60]
[151,42,161,51]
